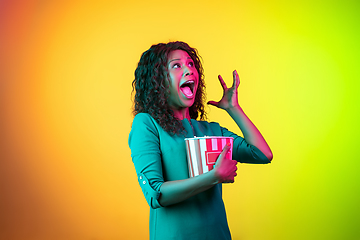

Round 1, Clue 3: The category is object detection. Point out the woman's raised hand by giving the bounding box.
[208,70,240,111]
[213,143,238,183]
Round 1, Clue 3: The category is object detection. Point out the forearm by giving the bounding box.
[226,105,273,160]
[158,170,218,207]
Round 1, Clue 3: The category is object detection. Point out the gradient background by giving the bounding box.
[1,0,359,239]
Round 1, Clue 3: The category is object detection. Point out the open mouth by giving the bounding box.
[180,80,195,98]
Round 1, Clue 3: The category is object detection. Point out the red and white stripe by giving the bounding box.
[185,137,233,177]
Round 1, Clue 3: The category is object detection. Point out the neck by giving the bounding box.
[172,107,191,121]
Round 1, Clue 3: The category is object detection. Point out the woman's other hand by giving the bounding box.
[213,143,238,183]
[207,70,240,111]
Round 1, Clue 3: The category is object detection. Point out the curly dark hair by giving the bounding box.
[132,41,207,135]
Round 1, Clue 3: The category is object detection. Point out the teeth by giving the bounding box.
[180,80,195,89]
[181,80,194,86]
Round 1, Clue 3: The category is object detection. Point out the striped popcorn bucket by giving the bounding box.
[185,136,234,177]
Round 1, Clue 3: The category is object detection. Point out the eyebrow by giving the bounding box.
[168,57,193,65]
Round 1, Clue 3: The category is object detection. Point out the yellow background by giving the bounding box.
[1,0,359,239]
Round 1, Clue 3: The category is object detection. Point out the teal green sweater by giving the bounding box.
[128,113,270,240]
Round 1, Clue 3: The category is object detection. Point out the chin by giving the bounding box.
[184,99,195,107]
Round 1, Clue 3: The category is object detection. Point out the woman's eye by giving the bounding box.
[173,63,181,69]
[188,62,194,67]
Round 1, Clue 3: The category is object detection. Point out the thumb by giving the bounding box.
[207,101,219,107]
[215,143,231,165]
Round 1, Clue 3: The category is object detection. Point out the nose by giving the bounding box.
[183,66,193,76]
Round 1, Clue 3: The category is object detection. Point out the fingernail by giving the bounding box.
[227,143,231,147]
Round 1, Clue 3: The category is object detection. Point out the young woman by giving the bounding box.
[128,41,272,240]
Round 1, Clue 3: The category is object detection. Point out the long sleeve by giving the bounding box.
[221,126,271,164]
[128,113,164,209]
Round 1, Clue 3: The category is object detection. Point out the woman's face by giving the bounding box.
[166,50,199,110]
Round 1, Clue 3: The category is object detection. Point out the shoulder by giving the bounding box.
[193,120,224,136]
[130,113,159,137]
[196,120,221,130]
[132,112,153,124]
[131,113,159,129]
[129,113,160,148]
[195,120,239,138]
